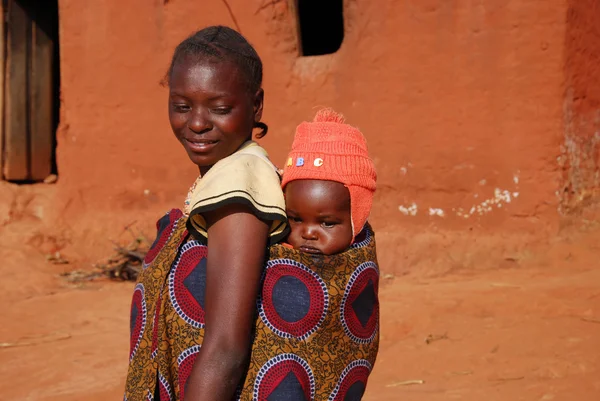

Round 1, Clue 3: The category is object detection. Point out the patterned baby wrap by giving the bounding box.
[125,209,380,401]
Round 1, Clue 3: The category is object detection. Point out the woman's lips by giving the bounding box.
[184,138,219,153]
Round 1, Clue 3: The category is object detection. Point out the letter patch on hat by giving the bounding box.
[296,157,304,167]
[314,158,324,167]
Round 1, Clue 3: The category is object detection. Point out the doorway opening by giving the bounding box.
[1,0,60,182]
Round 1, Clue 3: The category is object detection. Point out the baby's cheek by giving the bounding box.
[286,227,301,247]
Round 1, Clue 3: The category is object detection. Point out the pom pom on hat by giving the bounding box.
[281,108,377,238]
[312,107,346,124]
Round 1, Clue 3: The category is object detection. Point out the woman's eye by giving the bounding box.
[211,107,232,115]
[172,104,190,113]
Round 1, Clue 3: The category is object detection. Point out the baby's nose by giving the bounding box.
[301,225,318,240]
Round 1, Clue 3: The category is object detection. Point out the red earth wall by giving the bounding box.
[561,0,600,211]
[47,0,594,267]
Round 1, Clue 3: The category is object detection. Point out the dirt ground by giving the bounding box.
[0,203,599,401]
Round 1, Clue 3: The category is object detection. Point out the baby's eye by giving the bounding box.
[289,216,302,223]
[322,221,337,228]
[211,107,232,115]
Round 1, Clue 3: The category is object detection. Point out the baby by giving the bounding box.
[237,108,380,400]
[281,108,377,254]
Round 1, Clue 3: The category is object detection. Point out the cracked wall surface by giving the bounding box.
[560,0,600,212]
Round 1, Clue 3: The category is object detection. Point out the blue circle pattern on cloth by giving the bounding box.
[328,360,372,401]
[169,241,208,329]
[340,262,380,344]
[158,371,173,401]
[253,353,315,401]
[258,258,329,340]
[177,344,201,401]
[349,225,372,250]
[143,209,183,269]
[129,283,147,362]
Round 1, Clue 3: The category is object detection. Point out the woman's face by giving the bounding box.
[168,56,263,174]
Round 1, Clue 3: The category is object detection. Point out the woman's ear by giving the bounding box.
[253,88,264,122]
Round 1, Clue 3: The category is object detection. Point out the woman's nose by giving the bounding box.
[188,109,211,133]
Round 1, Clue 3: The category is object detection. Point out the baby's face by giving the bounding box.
[285,180,353,255]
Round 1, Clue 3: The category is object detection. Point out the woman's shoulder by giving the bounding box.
[192,141,282,204]
[186,141,288,243]
[220,141,279,174]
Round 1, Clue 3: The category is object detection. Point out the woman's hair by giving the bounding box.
[166,25,268,138]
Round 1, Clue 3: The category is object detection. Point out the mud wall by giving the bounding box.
[52,0,575,262]
[561,0,600,211]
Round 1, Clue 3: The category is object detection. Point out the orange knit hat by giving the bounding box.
[281,108,377,237]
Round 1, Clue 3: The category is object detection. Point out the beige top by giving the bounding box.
[184,141,288,245]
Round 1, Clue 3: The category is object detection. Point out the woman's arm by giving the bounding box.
[184,203,269,401]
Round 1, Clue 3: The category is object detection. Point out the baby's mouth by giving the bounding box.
[299,245,323,255]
